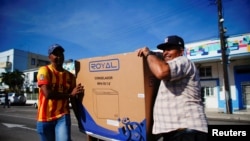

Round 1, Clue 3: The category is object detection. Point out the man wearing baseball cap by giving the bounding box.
[36,44,84,141]
[136,35,208,141]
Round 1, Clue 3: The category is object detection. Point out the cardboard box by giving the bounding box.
[75,52,159,141]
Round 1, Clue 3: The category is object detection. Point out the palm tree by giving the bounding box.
[1,69,25,93]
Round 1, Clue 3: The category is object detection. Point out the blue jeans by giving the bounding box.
[37,114,71,141]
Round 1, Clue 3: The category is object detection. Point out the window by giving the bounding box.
[33,72,38,82]
[37,60,50,66]
[201,86,214,103]
[31,58,36,65]
[201,87,214,97]
[199,66,212,77]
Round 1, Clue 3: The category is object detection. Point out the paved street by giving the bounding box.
[0,105,87,141]
[205,108,250,122]
[0,105,250,141]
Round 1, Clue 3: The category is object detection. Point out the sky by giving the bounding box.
[0,0,249,60]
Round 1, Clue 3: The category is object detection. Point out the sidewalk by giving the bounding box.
[205,108,250,122]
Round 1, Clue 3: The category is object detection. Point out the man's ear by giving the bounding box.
[179,49,184,56]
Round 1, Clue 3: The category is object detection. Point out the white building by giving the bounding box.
[185,33,250,111]
[0,49,49,89]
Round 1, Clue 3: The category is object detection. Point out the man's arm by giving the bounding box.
[137,47,171,80]
[40,83,83,99]
[40,84,71,99]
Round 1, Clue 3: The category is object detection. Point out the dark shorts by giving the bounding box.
[160,128,208,141]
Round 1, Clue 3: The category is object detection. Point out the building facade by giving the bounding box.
[0,49,49,89]
[186,33,250,111]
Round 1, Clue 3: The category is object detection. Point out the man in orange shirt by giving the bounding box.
[36,44,84,141]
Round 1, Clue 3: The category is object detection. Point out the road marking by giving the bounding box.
[0,113,36,120]
[2,123,36,131]
[0,114,79,128]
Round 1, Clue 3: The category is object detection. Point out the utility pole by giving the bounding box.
[217,0,232,114]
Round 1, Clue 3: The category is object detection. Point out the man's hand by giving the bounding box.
[136,47,150,57]
[71,83,84,96]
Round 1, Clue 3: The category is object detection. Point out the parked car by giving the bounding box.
[0,90,7,105]
[0,93,26,105]
[0,93,5,105]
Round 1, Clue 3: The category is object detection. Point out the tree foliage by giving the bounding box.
[1,69,25,93]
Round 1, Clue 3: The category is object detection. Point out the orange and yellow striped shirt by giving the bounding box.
[36,64,76,122]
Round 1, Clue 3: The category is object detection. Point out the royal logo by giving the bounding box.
[89,59,119,72]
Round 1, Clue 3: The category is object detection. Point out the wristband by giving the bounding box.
[145,51,155,58]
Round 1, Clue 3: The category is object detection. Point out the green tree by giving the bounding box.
[1,69,25,93]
